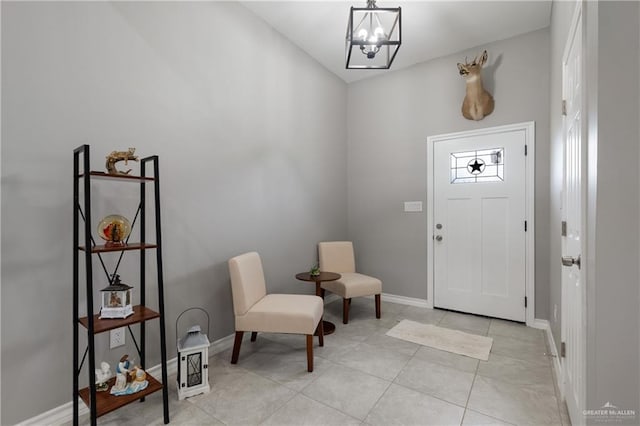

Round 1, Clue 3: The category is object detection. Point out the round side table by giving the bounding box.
[295,271,341,335]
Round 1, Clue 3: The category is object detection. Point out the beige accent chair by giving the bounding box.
[228,252,324,372]
[318,241,382,324]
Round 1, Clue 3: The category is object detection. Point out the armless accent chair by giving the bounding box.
[318,241,382,324]
[228,252,324,372]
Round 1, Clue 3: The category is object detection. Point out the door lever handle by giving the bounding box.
[561,255,581,269]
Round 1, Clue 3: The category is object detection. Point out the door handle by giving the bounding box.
[561,255,581,269]
[435,235,443,242]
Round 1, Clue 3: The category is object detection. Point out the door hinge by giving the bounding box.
[561,341,566,358]
[562,100,567,116]
[561,221,567,237]
[524,144,528,156]
[524,296,528,308]
[524,220,527,232]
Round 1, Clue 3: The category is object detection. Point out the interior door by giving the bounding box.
[561,4,585,423]
[433,128,527,322]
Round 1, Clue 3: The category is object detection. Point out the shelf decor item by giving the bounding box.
[95,361,112,392]
[176,308,211,400]
[110,355,149,396]
[105,147,139,175]
[97,214,132,247]
[100,274,134,319]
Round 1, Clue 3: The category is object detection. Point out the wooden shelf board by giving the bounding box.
[78,373,164,418]
[78,243,158,253]
[79,305,160,333]
[79,171,155,182]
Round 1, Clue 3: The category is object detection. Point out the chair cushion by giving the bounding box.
[235,294,323,335]
[320,272,382,299]
[318,241,356,273]
[229,252,267,316]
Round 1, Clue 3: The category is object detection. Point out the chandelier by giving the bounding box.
[345,0,401,69]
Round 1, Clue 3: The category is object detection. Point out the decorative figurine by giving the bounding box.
[127,366,149,394]
[309,264,320,277]
[97,214,131,247]
[95,361,112,392]
[110,354,148,396]
[112,354,131,393]
[99,274,134,319]
[105,148,139,175]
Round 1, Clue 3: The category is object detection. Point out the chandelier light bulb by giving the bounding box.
[358,28,368,40]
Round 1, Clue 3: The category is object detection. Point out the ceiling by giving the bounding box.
[241,1,551,83]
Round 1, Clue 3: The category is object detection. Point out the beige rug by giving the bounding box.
[386,319,493,361]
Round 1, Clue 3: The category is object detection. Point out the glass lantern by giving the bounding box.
[177,324,211,400]
[99,275,133,319]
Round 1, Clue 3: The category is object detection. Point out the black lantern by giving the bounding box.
[346,0,401,69]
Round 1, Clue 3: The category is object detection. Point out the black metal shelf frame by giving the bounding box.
[72,144,169,425]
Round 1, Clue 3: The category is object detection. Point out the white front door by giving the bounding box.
[432,126,528,322]
[561,4,585,423]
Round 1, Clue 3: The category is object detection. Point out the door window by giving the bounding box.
[450,148,504,184]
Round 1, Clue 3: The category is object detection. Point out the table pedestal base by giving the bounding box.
[317,320,335,336]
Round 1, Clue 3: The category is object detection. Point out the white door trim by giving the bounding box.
[426,121,536,326]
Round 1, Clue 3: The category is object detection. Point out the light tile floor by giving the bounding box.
[85,299,572,425]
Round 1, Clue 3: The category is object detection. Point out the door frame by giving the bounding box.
[426,121,536,326]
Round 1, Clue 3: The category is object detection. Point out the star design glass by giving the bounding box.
[450,148,504,184]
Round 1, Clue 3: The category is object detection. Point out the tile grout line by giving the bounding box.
[351,305,417,423]
[459,337,483,425]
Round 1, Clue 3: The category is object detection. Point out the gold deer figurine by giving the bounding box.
[457,50,494,121]
[105,148,139,175]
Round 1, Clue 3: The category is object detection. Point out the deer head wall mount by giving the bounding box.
[457,50,494,121]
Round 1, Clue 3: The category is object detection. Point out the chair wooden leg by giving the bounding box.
[316,318,324,347]
[306,334,314,372]
[250,332,258,342]
[231,331,244,364]
[375,294,381,319]
[343,298,350,324]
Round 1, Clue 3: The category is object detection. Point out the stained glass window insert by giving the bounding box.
[450,148,504,184]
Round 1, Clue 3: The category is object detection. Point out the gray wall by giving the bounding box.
[347,29,551,319]
[548,0,575,361]
[585,1,640,416]
[1,2,347,424]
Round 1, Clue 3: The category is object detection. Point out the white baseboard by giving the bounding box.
[531,318,549,330]
[379,293,430,308]
[19,333,236,426]
[325,292,430,309]
[532,318,564,399]
[17,399,90,426]
[209,332,236,356]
